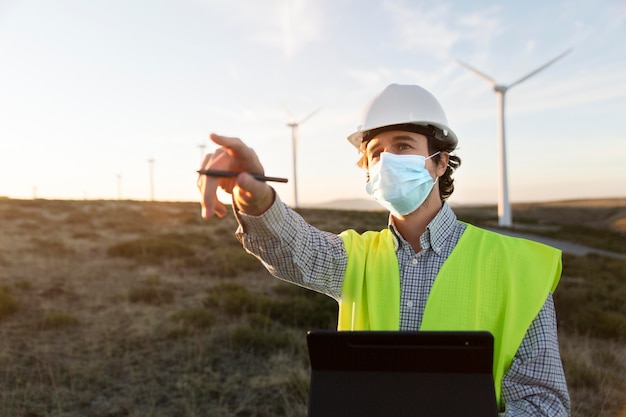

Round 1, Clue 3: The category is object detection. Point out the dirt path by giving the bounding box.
[486,227,626,260]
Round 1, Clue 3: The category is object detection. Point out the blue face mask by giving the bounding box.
[365,151,440,216]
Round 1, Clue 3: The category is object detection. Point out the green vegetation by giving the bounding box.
[204,282,338,329]
[14,279,33,291]
[127,285,175,305]
[204,246,262,277]
[555,254,626,341]
[108,237,197,264]
[0,286,18,321]
[170,308,217,330]
[39,311,80,329]
[29,237,75,257]
[526,225,625,254]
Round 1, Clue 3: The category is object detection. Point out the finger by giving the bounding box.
[236,171,269,193]
[199,152,213,170]
[200,180,231,218]
[198,149,237,218]
[202,149,239,192]
[209,133,246,151]
[209,133,263,173]
[198,174,219,219]
[214,199,228,218]
[232,172,274,214]
[199,148,228,169]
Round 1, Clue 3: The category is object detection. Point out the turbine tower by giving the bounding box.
[458,49,572,227]
[198,144,206,162]
[286,108,320,208]
[148,158,155,201]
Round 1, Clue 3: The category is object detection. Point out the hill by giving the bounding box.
[0,198,624,416]
[305,197,384,211]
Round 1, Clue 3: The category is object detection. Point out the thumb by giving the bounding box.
[233,173,274,215]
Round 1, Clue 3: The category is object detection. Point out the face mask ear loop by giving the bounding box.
[425,151,441,161]
[426,151,445,180]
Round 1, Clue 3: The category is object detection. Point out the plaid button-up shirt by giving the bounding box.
[235,196,570,416]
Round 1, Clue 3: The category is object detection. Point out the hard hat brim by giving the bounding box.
[347,121,458,150]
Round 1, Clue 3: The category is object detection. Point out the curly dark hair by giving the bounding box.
[357,124,461,201]
[427,135,461,201]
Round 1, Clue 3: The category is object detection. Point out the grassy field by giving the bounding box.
[0,197,624,417]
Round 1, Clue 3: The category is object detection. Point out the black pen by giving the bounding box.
[197,169,288,183]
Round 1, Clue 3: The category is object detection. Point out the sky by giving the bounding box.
[0,0,625,208]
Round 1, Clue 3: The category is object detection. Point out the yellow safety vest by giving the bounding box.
[338,223,562,408]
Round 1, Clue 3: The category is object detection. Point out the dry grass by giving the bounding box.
[560,333,626,417]
[0,198,624,416]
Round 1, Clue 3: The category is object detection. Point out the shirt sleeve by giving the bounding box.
[234,193,348,300]
[499,294,571,416]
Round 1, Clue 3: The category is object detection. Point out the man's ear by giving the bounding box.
[437,152,450,176]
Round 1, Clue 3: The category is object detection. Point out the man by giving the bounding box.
[197,84,570,416]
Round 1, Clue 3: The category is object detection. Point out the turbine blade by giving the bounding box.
[507,48,573,89]
[456,59,497,86]
[299,107,321,124]
[280,102,296,123]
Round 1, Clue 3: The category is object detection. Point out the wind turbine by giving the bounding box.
[458,48,572,227]
[148,158,155,201]
[198,144,207,162]
[285,107,320,208]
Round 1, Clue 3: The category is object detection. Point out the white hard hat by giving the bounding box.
[347,83,457,150]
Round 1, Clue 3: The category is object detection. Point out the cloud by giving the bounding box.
[382,1,459,59]
[454,5,503,46]
[277,0,325,57]
[381,1,502,61]
[344,67,394,88]
[197,0,325,58]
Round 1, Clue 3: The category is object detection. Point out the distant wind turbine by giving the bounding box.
[285,107,320,208]
[458,48,572,227]
[148,158,155,201]
[198,144,207,162]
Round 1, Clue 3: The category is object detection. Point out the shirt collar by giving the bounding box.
[388,202,458,255]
